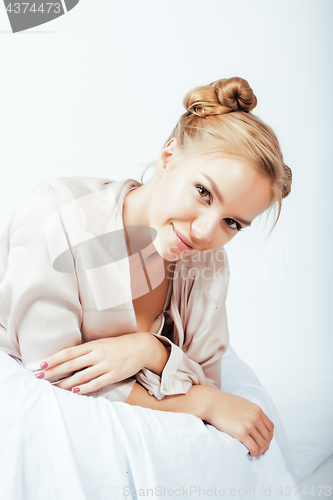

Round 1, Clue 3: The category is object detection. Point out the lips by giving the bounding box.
[172,225,196,252]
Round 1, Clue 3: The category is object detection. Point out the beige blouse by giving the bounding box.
[0,176,230,403]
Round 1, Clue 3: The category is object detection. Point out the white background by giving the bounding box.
[0,0,332,471]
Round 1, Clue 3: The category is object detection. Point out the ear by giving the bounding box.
[155,138,179,177]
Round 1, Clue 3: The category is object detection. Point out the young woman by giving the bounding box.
[0,76,292,459]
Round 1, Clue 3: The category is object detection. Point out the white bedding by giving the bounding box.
[0,346,303,500]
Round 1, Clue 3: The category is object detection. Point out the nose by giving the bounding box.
[191,215,219,245]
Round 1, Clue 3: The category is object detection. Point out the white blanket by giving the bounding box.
[0,346,302,500]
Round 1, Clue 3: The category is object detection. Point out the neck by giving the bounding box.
[122,176,177,264]
[122,180,156,260]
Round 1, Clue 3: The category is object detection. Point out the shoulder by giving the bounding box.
[3,176,140,277]
[8,176,139,233]
[12,175,140,207]
[14,176,135,209]
[10,176,111,214]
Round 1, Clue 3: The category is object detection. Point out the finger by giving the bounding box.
[43,353,92,381]
[248,428,269,456]
[56,365,106,391]
[41,344,92,370]
[240,433,261,457]
[250,428,271,455]
[255,422,273,452]
[71,372,114,395]
[53,376,76,390]
[261,412,275,436]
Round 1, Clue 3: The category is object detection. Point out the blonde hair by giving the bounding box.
[141,77,292,231]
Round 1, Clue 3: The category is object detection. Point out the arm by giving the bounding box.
[135,317,227,400]
[135,256,230,400]
[39,331,169,395]
[1,185,82,376]
[126,382,275,458]
[0,183,137,402]
[126,381,208,419]
[38,245,228,400]
[143,333,171,376]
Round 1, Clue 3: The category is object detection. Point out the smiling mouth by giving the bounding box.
[172,225,194,252]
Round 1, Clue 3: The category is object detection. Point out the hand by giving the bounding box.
[36,333,150,395]
[202,386,274,457]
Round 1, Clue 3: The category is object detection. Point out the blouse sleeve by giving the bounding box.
[135,253,230,400]
[0,185,136,404]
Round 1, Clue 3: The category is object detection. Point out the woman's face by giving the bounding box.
[147,139,274,261]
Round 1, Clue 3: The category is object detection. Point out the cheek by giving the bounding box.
[155,193,189,221]
[148,200,170,228]
[213,226,238,248]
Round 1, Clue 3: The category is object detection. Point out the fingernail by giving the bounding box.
[40,362,48,369]
[36,372,44,379]
[72,387,80,393]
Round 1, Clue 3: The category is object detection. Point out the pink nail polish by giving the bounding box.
[72,387,80,393]
[40,362,48,369]
[36,372,44,379]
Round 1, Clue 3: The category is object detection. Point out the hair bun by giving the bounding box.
[212,77,257,112]
[184,76,257,117]
[281,164,292,199]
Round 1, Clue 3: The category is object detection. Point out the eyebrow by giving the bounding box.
[201,173,252,227]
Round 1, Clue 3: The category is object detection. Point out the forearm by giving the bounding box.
[142,333,171,376]
[125,381,211,421]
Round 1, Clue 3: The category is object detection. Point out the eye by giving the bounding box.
[196,184,243,232]
[196,184,212,204]
[224,218,242,232]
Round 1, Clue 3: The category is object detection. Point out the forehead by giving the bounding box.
[179,154,257,181]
